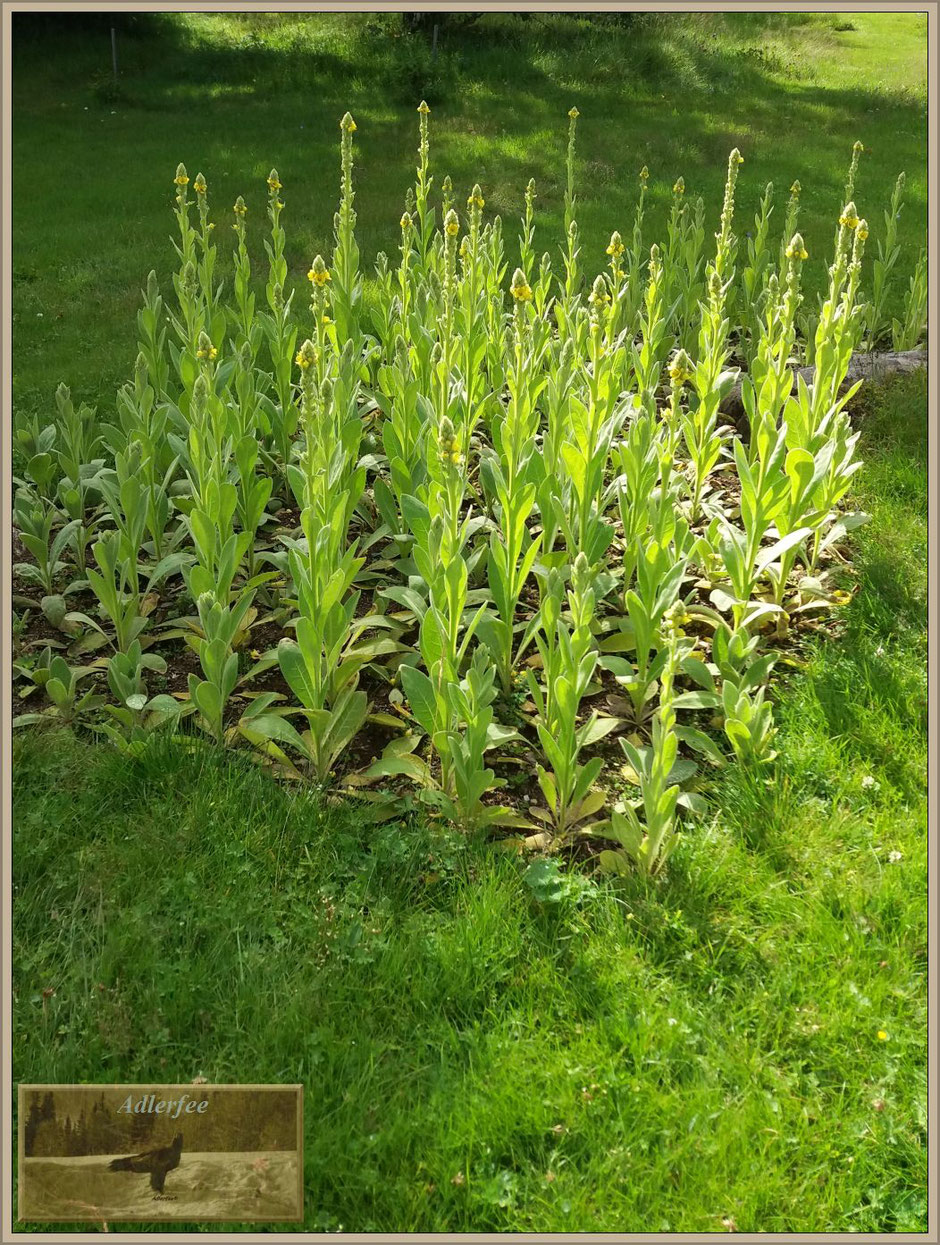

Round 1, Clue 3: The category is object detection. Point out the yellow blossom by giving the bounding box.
[673,177,685,195]
[174,163,189,187]
[668,349,694,386]
[417,100,430,114]
[467,184,485,209]
[568,106,580,119]
[308,255,331,286]
[444,210,460,238]
[510,268,533,302]
[877,1030,888,1041]
[790,179,801,195]
[340,111,357,133]
[606,231,624,257]
[785,233,809,261]
[267,169,282,192]
[839,202,859,229]
[233,197,247,216]
[855,219,869,241]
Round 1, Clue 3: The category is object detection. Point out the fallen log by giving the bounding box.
[720,347,927,428]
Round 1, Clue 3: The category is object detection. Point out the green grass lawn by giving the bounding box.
[12,371,928,1233]
[10,11,928,1234]
[11,10,927,422]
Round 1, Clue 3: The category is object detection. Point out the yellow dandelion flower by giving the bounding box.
[877,1030,888,1041]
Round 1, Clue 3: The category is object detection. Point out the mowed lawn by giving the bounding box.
[11,10,928,1236]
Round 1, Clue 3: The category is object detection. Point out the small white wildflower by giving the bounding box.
[861,775,877,790]
[875,644,885,657]
[888,850,903,864]
[667,1017,678,1026]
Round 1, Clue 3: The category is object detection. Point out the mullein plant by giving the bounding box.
[738,180,775,366]
[260,168,298,469]
[865,171,906,348]
[527,556,618,842]
[599,604,693,878]
[681,148,745,521]
[478,268,546,693]
[892,240,927,350]
[740,232,808,457]
[330,113,363,351]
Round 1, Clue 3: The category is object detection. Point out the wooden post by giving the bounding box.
[111,26,118,80]
[431,22,439,59]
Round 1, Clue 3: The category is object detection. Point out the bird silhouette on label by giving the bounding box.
[108,1132,183,1193]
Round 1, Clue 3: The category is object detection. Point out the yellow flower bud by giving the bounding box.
[340,112,357,133]
[267,169,282,192]
[673,177,685,195]
[568,106,580,119]
[606,231,624,257]
[417,100,431,115]
[785,232,809,261]
[174,163,189,187]
[444,209,460,238]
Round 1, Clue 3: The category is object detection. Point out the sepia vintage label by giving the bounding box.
[17,1084,303,1223]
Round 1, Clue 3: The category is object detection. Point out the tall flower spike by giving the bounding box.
[444,209,460,238]
[417,100,430,115]
[340,111,357,133]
